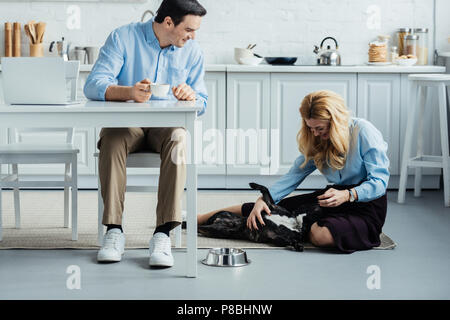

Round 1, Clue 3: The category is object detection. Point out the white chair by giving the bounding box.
[398,74,450,207]
[0,128,79,241]
[95,151,183,246]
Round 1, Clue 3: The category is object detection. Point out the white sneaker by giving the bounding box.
[97,228,125,262]
[149,232,174,267]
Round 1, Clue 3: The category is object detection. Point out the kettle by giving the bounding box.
[49,37,71,61]
[313,37,341,66]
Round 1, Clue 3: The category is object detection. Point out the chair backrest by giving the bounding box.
[11,128,75,144]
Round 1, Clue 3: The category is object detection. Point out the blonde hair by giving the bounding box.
[297,90,350,172]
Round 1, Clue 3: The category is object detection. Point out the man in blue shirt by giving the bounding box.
[84,0,207,267]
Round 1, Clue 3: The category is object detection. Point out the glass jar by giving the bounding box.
[413,28,429,65]
[390,46,399,62]
[404,34,418,57]
[397,28,412,55]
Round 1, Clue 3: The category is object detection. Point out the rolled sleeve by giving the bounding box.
[354,123,390,202]
[83,30,125,101]
[187,49,208,116]
[269,155,317,204]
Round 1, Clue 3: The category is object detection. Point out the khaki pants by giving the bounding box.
[97,127,186,227]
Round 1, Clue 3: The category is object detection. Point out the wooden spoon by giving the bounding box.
[24,24,33,44]
[35,22,46,43]
[27,22,36,44]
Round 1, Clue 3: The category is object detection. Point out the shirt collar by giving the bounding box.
[143,17,179,52]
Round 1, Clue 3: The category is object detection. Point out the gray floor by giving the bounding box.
[0,190,449,300]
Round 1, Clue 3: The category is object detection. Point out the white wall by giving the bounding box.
[0,0,448,65]
[436,0,450,54]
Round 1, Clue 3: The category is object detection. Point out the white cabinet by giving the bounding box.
[357,74,401,175]
[270,73,357,175]
[199,71,226,174]
[0,128,7,174]
[226,72,271,175]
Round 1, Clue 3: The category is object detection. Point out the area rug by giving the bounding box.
[0,190,396,250]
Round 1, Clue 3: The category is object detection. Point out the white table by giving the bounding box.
[0,100,201,278]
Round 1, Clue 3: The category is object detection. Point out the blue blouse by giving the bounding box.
[268,117,390,203]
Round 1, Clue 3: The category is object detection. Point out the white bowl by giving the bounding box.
[234,47,254,64]
[150,83,170,97]
[395,58,417,66]
[239,56,263,65]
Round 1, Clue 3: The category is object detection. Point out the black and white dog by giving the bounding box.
[195,183,324,251]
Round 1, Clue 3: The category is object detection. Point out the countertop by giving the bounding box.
[0,63,445,73]
[70,63,450,73]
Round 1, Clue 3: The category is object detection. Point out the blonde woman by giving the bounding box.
[197,90,390,253]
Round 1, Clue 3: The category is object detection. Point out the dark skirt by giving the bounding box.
[241,184,387,253]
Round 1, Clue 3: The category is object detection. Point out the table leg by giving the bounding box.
[186,114,198,278]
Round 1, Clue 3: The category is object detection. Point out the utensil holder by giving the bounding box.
[29,43,44,57]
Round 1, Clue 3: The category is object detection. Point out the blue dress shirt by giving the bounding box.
[269,117,390,203]
[83,17,208,116]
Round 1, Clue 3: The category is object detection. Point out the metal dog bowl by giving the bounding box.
[201,248,251,267]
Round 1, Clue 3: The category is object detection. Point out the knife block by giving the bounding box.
[30,43,44,57]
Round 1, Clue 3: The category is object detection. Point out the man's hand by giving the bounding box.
[172,83,196,101]
[317,188,350,207]
[131,78,152,103]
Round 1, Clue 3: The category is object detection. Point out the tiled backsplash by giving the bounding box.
[0,0,449,65]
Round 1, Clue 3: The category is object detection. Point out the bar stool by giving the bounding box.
[398,74,450,207]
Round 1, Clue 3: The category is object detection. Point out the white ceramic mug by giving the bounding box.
[150,83,170,97]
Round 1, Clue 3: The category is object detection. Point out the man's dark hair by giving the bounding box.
[155,0,207,26]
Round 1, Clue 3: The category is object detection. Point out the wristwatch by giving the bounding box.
[348,189,356,202]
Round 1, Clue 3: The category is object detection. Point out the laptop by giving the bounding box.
[1,57,83,105]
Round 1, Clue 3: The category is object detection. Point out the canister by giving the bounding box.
[413,28,429,65]
[397,28,412,56]
[404,34,418,57]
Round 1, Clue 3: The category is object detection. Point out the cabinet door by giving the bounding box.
[199,71,226,174]
[10,128,96,175]
[399,74,441,175]
[357,74,400,175]
[270,73,357,175]
[227,73,271,175]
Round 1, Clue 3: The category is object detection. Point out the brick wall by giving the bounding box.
[0,0,447,65]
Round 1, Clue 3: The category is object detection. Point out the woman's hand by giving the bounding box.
[131,78,152,103]
[172,83,196,101]
[246,197,271,230]
[317,188,350,207]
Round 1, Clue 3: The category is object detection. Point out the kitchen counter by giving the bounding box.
[0,63,444,73]
[225,64,446,73]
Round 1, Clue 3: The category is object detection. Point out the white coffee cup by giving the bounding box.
[150,83,170,97]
